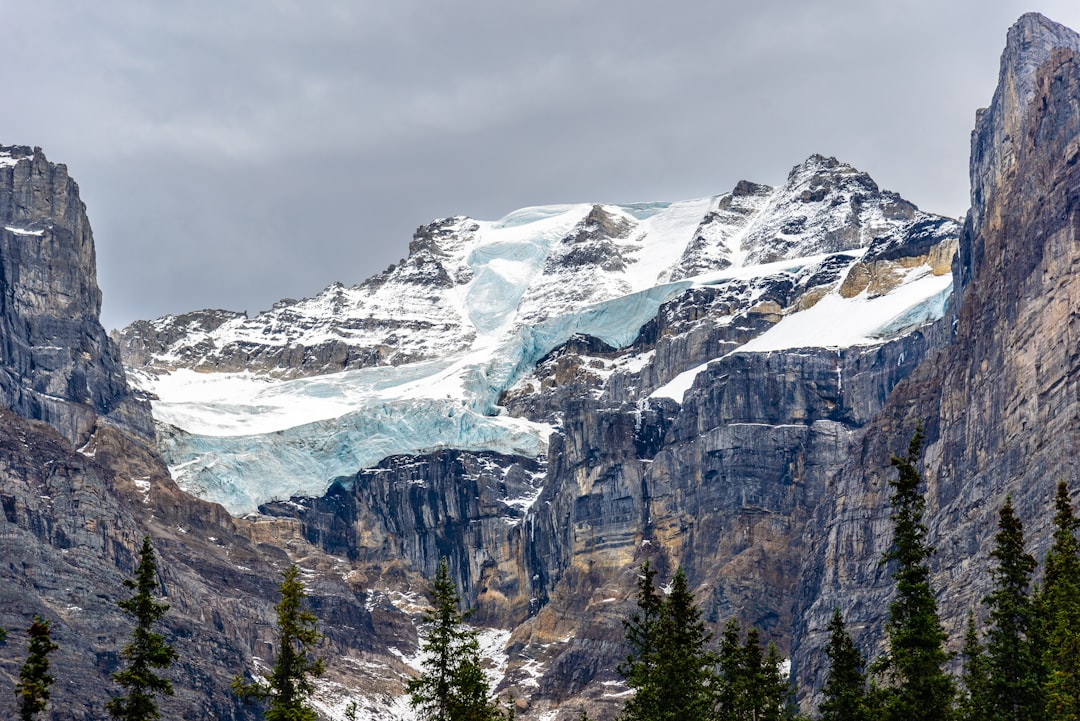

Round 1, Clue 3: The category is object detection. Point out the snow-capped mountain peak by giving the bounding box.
[117,155,959,514]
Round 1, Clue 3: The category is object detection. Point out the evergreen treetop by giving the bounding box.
[819,607,869,721]
[958,609,990,721]
[653,567,716,721]
[983,495,1041,721]
[14,615,58,721]
[106,535,177,721]
[876,424,955,721]
[407,557,499,721]
[618,559,663,721]
[1039,481,1080,720]
[233,564,325,721]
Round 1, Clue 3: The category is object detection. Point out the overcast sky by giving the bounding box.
[6,1,1080,330]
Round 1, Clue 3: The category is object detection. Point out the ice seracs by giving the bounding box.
[121,155,960,515]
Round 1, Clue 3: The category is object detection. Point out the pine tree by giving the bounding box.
[1040,481,1080,719]
[958,609,990,721]
[653,568,716,721]
[407,557,498,721]
[875,424,954,721]
[106,535,177,721]
[618,560,663,721]
[819,608,869,721]
[14,616,58,721]
[233,564,325,721]
[983,495,1040,721]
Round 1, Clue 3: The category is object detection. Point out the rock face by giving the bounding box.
[790,10,1080,704]
[0,146,151,445]
[0,148,427,720]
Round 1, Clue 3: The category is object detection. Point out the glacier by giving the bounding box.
[127,157,961,515]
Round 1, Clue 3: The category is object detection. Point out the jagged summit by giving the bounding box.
[1001,13,1080,111]
[115,155,958,514]
[968,12,1080,244]
[119,154,953,380]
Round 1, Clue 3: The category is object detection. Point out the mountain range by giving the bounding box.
[0,11,1078,721]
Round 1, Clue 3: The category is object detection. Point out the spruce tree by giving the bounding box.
[958,609,990,721]
[106,535,177,721]
[819,608,869,721]
[876,424,954,721]
[407,557,498,721]
[14,616,58,721]
[618,560,663,721]
[1040,481,1080,719]
[983,496,1040,721]
[653,567,716,721]
[717,618,745,721]
[233,564,325,721]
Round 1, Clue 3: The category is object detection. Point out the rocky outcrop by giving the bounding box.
[791,11,1080,710]
[0,146,151,445]
[0,148,424,720]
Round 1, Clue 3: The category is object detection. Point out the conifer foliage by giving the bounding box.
[106,535,177,721]
[983,496,1040,721]
[407,557,500,721]
[617,560,663,721]
[233,564,325,721]
[1039,481,1080,720]
[14,616,58,721]
[876,424,954,721]
[653,568,717,721]
[819,608,868,721]
[958,610,990,721]
[620,563,791,721]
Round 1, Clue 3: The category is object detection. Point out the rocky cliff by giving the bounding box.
[0,149,430,721]
[0,146,151,445]
[791,11,1080,703]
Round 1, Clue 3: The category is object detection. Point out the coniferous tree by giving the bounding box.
[715,621,792,721]
[983,495,1040,721]
[407,557,498,721]
[958,609,990,721]
[819,608,869,721]
[618,560,663,721]
[875,424,954,721]
[717,618,745,721]
[653,568,716,721]
[14,616,58,721]
[1039,481,1080,719]
[233,564,325,721]
[106,535,177,721]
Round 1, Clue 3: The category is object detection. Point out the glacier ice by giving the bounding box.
[133,173,959,515]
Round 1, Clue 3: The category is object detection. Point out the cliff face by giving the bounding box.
[792,10,1080,704]
[0,146,151,445]
[0,148,426,720]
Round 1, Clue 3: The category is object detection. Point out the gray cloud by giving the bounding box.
[5,1,1079,329]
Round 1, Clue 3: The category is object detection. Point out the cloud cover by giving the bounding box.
[4,1,1078,329]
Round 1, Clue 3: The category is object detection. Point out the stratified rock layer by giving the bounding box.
[793,11,1080,708]
[0,146,150,445]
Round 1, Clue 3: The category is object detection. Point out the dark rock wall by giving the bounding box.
[792,12,1080,709]
[0,146,151,445]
